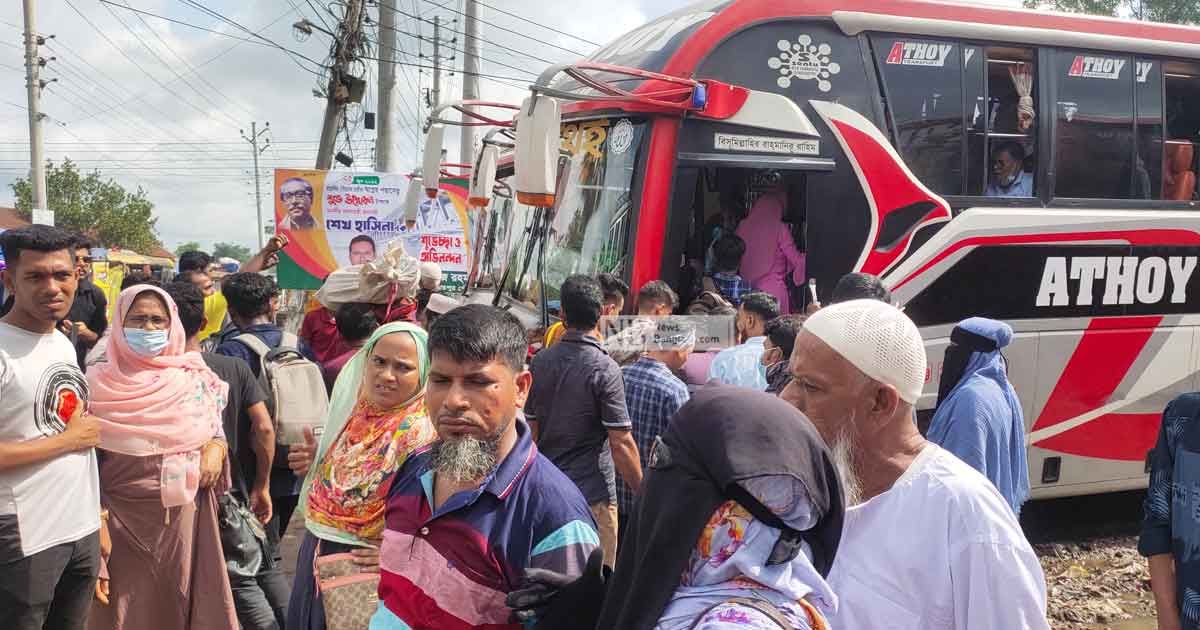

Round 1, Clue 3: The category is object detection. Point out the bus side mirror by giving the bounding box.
[514,95,560,207]
[422,124,445,198]
[403,174,423,223]
[470,144,499,208]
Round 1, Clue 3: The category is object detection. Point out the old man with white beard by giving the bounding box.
[780,299,1049,630]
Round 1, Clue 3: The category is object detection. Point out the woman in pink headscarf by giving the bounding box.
[736,189,806,313]
[86,285,237,630]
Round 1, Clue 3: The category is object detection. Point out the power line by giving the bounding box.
[417,0,590,58]
[43,6,300,153]
[63,0,237,130]
[99,1,243,129]
[384,2,561,67]
[364,26,537,79]
[177,0,329,74]
[93,1,277,49]
[472,0,601,47]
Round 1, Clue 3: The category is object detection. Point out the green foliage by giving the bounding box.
[1023,0,1198,24]
[212,241,252,263]
[10,159,160,252]
[175,241,202,257]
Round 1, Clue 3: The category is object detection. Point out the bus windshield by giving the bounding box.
[504,117,647,306]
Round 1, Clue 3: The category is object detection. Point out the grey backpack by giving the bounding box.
[234,332,329,447]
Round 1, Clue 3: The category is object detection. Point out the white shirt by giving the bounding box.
[828,444,1048,630]
[707,337,767,390]
[0,322,100,558]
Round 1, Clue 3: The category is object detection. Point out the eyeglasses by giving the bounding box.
[75,256,93,264]
[126,315,170,329]
[281,189,313,202]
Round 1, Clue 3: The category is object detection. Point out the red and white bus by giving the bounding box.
[454,0,1200,499]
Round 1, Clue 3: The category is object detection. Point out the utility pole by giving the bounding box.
[375,0,397,172]
[316,0,365,170]
[22,0,47,218]
[431,15,442,109]
[459,0,480,166]
[241,122,271,249]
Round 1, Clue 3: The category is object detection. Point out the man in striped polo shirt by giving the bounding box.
[371,304,600,629]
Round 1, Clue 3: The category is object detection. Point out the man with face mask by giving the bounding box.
[985,141,1033,198]
[781,299,1048,630]
[927,317,1029,515]
[707,292,780,391]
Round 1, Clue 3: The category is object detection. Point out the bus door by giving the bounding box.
[665,117,836,310]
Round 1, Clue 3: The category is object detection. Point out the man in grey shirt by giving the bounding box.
[528,275,642,569]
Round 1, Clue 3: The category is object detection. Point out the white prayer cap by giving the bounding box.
[426,293,457,315]
[802,299,926,404]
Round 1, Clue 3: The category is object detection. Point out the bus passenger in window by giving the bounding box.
[985,141,1033,198]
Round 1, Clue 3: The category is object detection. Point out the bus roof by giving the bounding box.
[654,0,1200,79]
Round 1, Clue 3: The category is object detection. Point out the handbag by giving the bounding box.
[314,543,381,630]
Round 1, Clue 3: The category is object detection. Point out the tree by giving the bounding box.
[1023,0,1199,24]
[175,242,202,257]
[10,160,161,252]
[212,242,252,263]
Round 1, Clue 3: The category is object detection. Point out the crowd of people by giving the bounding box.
[0,222,1197,629]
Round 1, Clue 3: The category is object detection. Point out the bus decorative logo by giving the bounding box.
[768,35,840,93]
[1036,256,1197,307]
[609,120,634,156]
[1068,55,1126,80]
[885,42,953,67]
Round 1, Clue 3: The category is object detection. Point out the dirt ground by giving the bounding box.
[1025,490,1158,629]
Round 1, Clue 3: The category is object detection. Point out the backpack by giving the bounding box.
[234,332,330,447]
[687,280,737,316]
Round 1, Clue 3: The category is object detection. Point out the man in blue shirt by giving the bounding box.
[1142,393,1200,630]
[616,324,691,535]
[215,273,316,548]
[925,317,1029,515]
[708,292,780,390]
[985,141,1034,198]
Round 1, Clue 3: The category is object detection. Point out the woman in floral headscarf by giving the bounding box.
[286,321,437,630]
[86,285,236,630]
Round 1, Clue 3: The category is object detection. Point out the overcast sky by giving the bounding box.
[0,0,1018,253]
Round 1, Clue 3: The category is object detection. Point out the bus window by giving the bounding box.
[965,45,987,195]
[1053,50,1136,199]
[506,118,646,305]
[982,47,1037,199]
[872,38,1036,198]
[1164,61,1200,201]
[1136,59,1163,200]
[872,36,965,195]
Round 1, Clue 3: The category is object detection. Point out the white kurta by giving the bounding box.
[828,444,1049,630]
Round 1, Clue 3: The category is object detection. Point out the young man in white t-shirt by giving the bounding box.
[0,225,104,630]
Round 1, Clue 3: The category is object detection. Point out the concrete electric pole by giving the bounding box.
[431,15,442,110]
[375,0,397,172]
[22,0,47,219]
[315,0,365,170]
[459,0,480,166]
[241,122,271,249]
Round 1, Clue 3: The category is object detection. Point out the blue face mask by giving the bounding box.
[124,328,169,357]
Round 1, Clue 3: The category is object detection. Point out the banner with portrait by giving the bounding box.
[274,169,472,291]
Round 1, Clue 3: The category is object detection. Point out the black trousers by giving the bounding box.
[0,531,99,630]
